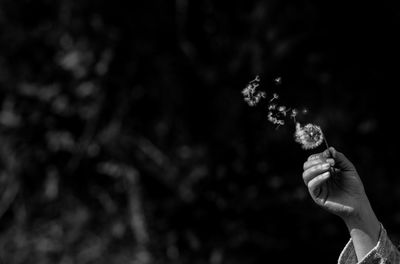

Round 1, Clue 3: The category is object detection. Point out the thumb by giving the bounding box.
[328,147,355,171]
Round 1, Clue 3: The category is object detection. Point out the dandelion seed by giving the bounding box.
[290,109,298,122]
[244,97,259,106]
[278,106,288,115]
[241,84,253,98]
[267,112,275,121]
[294,123,324,150]
[241,76,331,152]
[242,76,265,106]
[269,93,279,102]
[267,113,275,123]
[267,111,285,128]
[274,77,282,85]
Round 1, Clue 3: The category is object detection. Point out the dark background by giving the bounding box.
[1,0,400,263]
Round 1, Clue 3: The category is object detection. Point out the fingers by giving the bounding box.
[329,147,355,171]
[307,152,323,161]
[308,171,330,199]
[302,162,331,185]
[303,157,335,171]
[308,149,331,161]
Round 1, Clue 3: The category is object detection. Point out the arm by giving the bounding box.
[343,197,380,261]
[302,147,398,263]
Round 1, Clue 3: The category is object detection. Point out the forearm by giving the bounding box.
[343,199,381,262]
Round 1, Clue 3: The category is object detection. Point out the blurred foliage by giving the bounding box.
[1,0,400,263]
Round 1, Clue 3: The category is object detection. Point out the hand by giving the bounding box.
[303,147,381,260]
[302,147,368,220]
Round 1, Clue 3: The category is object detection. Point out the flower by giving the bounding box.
[294,123,324,150]
[241,76,331,151]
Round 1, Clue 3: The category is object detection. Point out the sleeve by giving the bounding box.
[338,224,400,264]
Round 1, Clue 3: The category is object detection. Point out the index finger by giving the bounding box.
[304,157,335,171]
[304,158,324,171]
[307,149,331,161]
[307,153,323,161]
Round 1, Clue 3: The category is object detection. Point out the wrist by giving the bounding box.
[343,199,380,243]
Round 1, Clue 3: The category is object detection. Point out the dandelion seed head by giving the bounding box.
[294,123,324,150]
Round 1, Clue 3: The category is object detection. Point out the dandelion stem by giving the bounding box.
[323,133,336,177]
[323,136,330,150]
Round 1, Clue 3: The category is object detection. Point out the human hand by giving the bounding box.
[303,147,381,260]
[302,147,369,220]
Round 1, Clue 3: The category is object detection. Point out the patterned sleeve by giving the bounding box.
[338,224,400,264]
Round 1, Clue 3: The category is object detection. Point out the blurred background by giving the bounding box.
[1,0,400,263]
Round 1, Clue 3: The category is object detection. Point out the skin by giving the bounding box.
[302,147,381,261]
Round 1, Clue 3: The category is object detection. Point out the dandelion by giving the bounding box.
[294,123,335,177]
[294,123,325,150]
[242,76,332,154]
